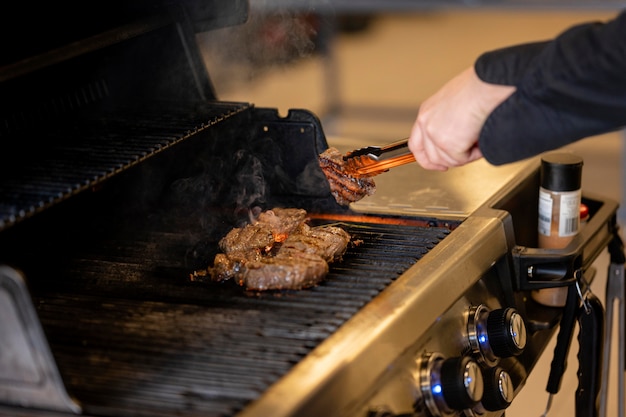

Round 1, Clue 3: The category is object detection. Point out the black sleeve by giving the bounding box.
[475,40,550,85]
[475,10,626,165]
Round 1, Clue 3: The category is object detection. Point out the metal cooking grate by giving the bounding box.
[35,221,451,417]
[0,101,249,231]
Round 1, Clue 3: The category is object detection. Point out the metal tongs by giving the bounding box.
[343,138,415,177]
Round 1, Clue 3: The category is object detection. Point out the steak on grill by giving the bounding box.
[319,147,376,206]
[237,251,330,291]
[194,208,351,290]
[280,223,351,263]
[219,207,307,254]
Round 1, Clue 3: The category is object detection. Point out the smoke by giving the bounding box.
[197,1,334,93]
[227,149,268,216]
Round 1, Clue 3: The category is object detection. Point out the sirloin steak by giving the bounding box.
[319,147,376,206]
[193,207,351,291]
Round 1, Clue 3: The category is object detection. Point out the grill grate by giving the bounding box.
[0,101,249,231]
[34,221,451,417]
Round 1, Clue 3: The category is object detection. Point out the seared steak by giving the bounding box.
[219,207,307,254]
[218,225,274,254]
[238,252,329,291]
[319,147,376,206]
[280,223,351,263]
[195,208,351,291]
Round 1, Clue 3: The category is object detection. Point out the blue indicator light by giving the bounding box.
[432,384,442,394]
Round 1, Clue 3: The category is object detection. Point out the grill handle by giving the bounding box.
[576,292,604,417]
[546,284,579,394]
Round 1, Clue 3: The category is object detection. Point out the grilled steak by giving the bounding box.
[218,225,274,254]
[196,208,351,291]
[238,252,330,291]
[219,207,307,254]
[280,223,351,263]
[319,147,376,206]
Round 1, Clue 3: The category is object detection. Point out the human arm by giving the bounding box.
[408,11,626,170]
[478,10,626,165]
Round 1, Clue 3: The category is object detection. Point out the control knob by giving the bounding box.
[480,366,514,412]
[417,352,483,416]
[467,305,527,366]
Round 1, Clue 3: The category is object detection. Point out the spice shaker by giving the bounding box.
[532,152,583,307]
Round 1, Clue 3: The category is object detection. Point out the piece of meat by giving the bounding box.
[194,207,351,291]
[237,251,329,291]
[280,223,350,263]
[210,250,261,282]
[219,207,307,254]
[319,147,376,206]
[256,207,307,242]
[219,225,274,254]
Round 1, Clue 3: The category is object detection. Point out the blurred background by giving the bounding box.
[197,3,625,416]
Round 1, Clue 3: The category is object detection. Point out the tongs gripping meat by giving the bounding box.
[343,138,415,177]
[319,147,376,206]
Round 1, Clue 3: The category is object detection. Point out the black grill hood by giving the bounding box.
[0,1,249,68]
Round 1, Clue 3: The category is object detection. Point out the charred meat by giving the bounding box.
[280,223,351,263]
[237,251,329,291]
[319,147,376,206]
[219,207,307,254]
[193,207,351,291]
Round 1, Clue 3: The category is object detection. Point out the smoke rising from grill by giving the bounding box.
[197,3,330,93]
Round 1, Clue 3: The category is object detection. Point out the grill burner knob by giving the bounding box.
[480,366,514,411]
[418,352,484,416]
[467,305,527,366]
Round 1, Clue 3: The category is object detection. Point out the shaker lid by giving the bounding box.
[540,152,583,191]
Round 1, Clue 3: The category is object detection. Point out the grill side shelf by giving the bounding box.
[0,102,250,232]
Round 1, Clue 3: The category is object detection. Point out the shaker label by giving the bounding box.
[559,190,581,237]
[538,190,553,236]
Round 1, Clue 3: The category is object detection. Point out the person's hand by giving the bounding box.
[408,66,516,171]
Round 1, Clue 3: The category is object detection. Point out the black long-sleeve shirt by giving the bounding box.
[475,10,626,165]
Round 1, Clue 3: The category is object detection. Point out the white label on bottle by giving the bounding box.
[559,189,581,237]
[538,189,553,236]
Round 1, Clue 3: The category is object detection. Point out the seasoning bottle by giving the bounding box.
[532,153,583,307]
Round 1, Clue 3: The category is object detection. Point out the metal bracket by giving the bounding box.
[0,265,81,413]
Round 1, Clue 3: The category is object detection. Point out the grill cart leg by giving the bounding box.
[599,231,625,417]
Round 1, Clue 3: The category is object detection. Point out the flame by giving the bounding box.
[273,232,289,243]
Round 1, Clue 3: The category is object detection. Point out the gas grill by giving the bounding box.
[0,2,621,417]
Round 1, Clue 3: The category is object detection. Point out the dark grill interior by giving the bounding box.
[29,221,450,417]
